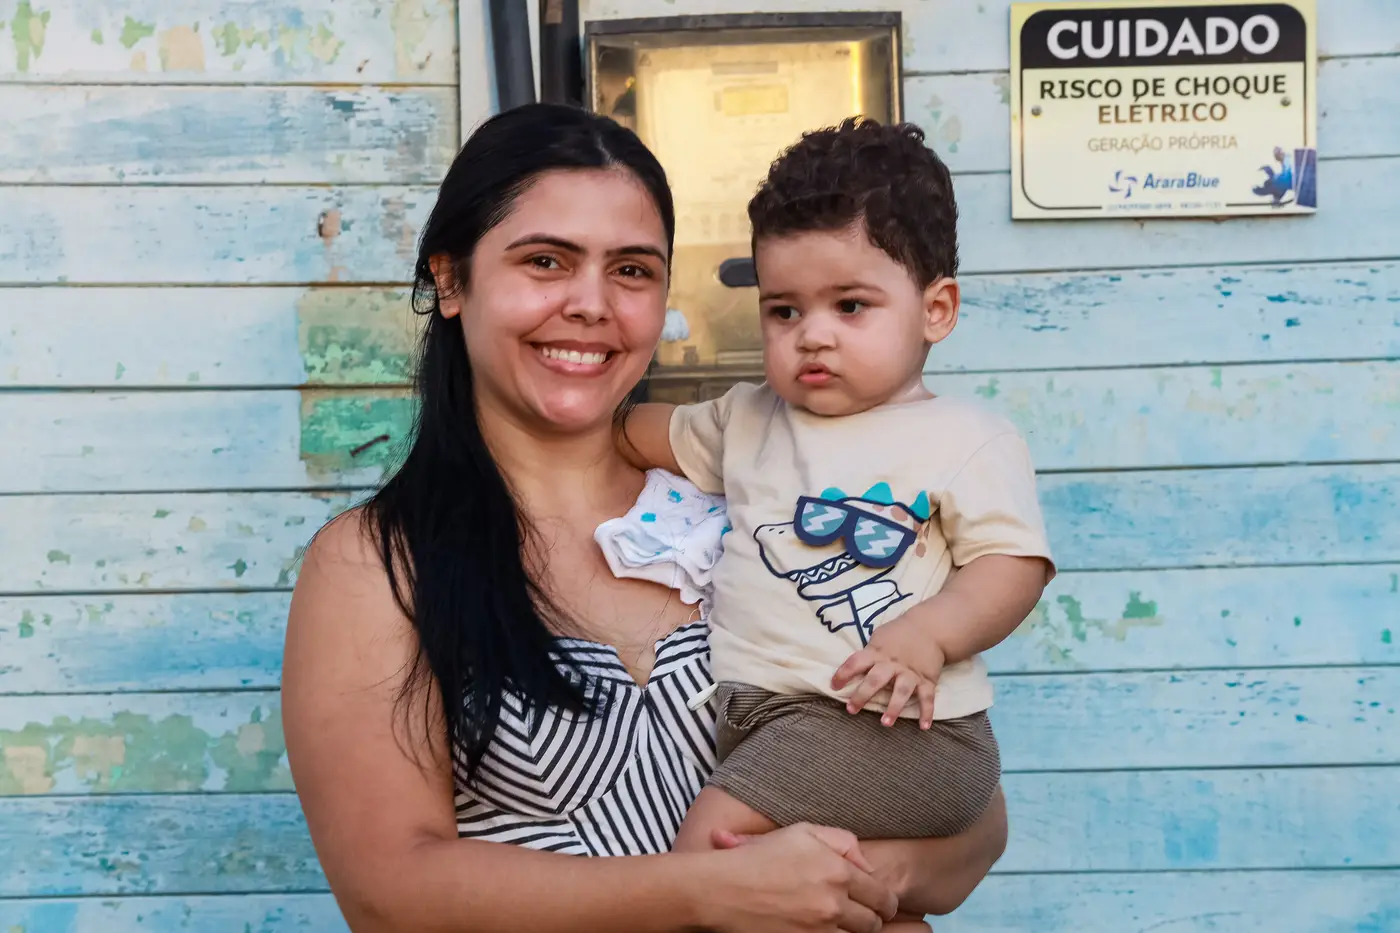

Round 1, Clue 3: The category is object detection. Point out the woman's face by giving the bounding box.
[441,168,669,436]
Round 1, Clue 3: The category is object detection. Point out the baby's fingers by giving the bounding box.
[846,662,897,714]
[917,680,937,730]
[882,670,923,727]
[832,647,881,690]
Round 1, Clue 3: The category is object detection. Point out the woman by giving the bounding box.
[283,103,1007,933]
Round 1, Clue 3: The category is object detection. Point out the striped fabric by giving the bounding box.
[453,619,718,856]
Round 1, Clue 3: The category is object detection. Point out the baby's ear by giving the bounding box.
[922,276,960,344]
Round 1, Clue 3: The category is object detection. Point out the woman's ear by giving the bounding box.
[922,277,960,345]
[429,255,464,319]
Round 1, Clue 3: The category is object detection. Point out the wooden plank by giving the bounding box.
[936,360,1400,471]
[0,492,350,593]
[0,593,290,694]
[1,669,1390,795]
[943,261,1400,373]
[0,390,414,493]
[0,186,433,285]
[580,0,1399,73]
[3,464,1396,592]
[3,566,1395,694]
[1,768,1394,895]
[0,692,289,795]
[909,55,1400,176]
[6,263,1397,388]
[0,0,455,84]
[946,870,1400,933]
[997,767,1400,873]
[7,361,1397,494]
[998,564,1400,674]
[0,894,348,933]
[1038,463,1400,572]
[7,877,1397,933]
[0,85,457,184]
[0,287,417,389]
[992,667,1400,773]
[7,157,1400,284]
[0,794,323,896]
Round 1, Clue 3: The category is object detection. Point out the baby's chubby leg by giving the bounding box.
[671,785,779,852]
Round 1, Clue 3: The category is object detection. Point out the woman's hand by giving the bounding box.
[698,823,899,933]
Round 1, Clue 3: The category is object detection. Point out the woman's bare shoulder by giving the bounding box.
[286,505,417,685]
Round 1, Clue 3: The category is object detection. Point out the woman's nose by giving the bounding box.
[563,270,610,324]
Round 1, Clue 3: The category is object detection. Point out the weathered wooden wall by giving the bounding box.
[2,0,1396,930]
[0,0,455,928]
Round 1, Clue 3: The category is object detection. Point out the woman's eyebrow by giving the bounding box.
[611,244,668,263]
[505,234,582,252]
[504,235,666,264]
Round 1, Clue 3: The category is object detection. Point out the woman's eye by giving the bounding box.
[837,299,867,315]
[616,263,652,279]
[529,255,561,270]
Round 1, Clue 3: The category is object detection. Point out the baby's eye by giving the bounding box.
[767,305,798,321]
[837,299,867,315]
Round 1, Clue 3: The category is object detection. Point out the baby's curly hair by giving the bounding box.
[747,117,958,287]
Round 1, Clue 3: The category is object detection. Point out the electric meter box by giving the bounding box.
[584,12,903,403]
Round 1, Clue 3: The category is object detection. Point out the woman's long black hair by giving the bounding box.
[363,103,675,779]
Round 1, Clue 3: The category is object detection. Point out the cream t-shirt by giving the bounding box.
[669,382,1055,720]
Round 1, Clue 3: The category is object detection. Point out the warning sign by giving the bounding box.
[1010,1,1317,218]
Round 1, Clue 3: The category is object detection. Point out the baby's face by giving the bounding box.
[754,224,957,417]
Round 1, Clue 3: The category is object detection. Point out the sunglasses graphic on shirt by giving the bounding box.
[793,496,916,569]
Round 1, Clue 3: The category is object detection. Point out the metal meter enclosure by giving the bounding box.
[585,13,902,403]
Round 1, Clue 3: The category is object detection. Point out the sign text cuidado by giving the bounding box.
[1009,1,1318,219]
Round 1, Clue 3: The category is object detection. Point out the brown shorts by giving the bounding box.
[708,683,1001,839]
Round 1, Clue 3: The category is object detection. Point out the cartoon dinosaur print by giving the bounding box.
[754,483,932,645]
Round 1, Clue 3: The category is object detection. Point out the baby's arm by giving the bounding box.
[618,387,748,494]
[617,403,683,474]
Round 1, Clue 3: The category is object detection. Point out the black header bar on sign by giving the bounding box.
[1020,4,1306,69]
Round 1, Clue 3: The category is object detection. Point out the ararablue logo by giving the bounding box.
[1109,170,1221,198]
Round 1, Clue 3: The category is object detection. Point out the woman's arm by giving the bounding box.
[283,515,895,933]
[862,787,1009,916]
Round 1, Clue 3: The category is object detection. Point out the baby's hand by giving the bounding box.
[831,616,946,729]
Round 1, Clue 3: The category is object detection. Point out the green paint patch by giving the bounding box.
[17,611,34,638]
[1294,616,1303,626]
[0,707,291,795]
[1209,367,1223,388]
[114,362,125,380]
[311,21,343,63]
[154,509,172,518]
[1122,591,1157,619]
[992,73,1011,105]
[299,391,417,482]
[229,558,248,578]
[10,1,51,72]
[215,20,240,55]
[1012,591,1164,667]
[1384,629,1393,645]
[276,545,308,588]
[119,16,155,49]
[974,377,1000,399]
[297,289,417,384]
[46,550,70,564]
[91,27,104,44]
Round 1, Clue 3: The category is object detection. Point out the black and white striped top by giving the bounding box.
[453,472,727,856]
